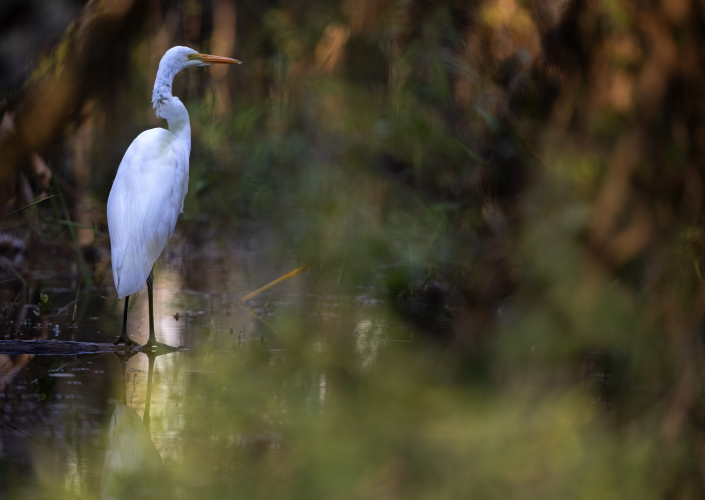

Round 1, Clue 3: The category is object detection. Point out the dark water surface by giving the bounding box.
[0,224,395,499]
[0,224,642,500]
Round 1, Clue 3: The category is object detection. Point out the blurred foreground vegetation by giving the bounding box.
[3,0,705,497]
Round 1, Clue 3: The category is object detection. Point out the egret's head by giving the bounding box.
[159,47,242,75]
[153,46,242,117]
[161,46,242,70]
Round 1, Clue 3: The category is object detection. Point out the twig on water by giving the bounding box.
[240,264,311,302]
[239,263,312,342]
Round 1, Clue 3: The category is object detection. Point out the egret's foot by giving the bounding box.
[112,334,139,347]
[139,339,178,352]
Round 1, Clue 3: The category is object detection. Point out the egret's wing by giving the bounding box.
[108,129,188,298]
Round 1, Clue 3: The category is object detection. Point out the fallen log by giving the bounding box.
[0,340,135,355]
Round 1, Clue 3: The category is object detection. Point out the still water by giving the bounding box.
[0,223,655,500]
[0,224,394,499]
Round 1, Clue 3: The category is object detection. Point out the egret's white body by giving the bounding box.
[108,128,189,298]
[107,46,240,347]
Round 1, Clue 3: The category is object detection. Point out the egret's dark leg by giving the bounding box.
[146,270,156,345]
[141,268,177,351]
[113,295,138,346]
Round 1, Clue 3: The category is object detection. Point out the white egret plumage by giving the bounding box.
[107,46,241,348]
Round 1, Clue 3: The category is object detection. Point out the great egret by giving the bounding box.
[108,46,241,349]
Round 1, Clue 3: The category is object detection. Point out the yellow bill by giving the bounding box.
[188,53,242,64]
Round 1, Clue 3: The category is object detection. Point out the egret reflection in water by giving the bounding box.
[101,351,172,500]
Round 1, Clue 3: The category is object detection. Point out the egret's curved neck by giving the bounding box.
[152,55,185,110]
[152,57,192,150]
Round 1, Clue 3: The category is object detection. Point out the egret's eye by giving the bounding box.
[187,54,197,61]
